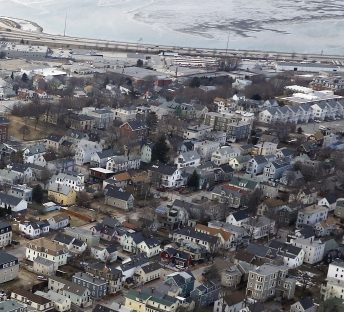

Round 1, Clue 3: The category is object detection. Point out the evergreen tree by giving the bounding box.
[151,136,170,164]
[32,185,44,204]
[21,73,29,82]
[187,170,200,190]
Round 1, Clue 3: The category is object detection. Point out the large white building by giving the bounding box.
[50,172,85,192]
[322,260,344,300]
[211,145,241,166]
[296,205,328,228]
[290,236,325,264]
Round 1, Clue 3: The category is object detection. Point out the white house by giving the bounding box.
[0,221,12,247]
[91,245,118,263]
[246,156,269,175]
[0,192,28,213]
[183,124,213,140]
[47,214,70,230]
[290,236,325,264]
[226,209,250,227]
[318,195,337,211]
[50,172,85,192]
[121,232,160,258]
[193,140,221,161]
[268,240,305,268]
[211,145,241,166]
[19,220,50,239]
[296,205,328,228]
[106,155,141,173]
[23,143,46,165]
[74,139,102,166]
[174,151,201,169]
[26,237,69,267]
[141,143,153,163]
[252,142,278,156]
[149,164,184,188]
[322,260,344,300]
[243,216,275,240]
[262,159,291,181]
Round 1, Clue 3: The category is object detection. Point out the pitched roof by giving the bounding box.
[0,192,22,206]
[231,209,250,221]
[54,233,75,245]
[12,289,51,305]
[0,251,18,266]
[141,262,161,274]
[105,186,133,201]
[299,297,315,310]
[149,163,178,175]
[194,224,232,241]
[47,134,64,142]
[174,227,219,245]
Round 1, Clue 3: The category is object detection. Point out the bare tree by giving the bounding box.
[19,125,30,140]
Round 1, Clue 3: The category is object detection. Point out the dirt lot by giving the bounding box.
[2,267,41,293]
[8,115,65,141]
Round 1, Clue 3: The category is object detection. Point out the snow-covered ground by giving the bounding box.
[0,0,342,54]
[1,17,42,32]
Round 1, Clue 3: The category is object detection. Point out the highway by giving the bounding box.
[1,19,343,63]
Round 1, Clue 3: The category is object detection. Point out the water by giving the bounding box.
[0,0,343,54]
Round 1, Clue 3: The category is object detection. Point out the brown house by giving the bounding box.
[119,120,148,142]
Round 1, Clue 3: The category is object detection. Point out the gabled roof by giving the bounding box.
[141,262,161,274]
[299,297,315,310]
[54,233,75,245]
[173,227,219,245]
[122,119,148,131]
[47,134,64,142]
[0,192,23,206]
[105,186,133,201]
[149,163,179,175]
[231,209,250,221]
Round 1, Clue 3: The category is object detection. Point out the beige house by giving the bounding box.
[134,262,161,285]
[0,252,19,283]
[33,257,58,275]
[11,289,53,311]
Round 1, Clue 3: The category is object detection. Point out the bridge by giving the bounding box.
[1,18,343,63]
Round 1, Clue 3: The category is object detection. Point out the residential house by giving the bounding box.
[91,149,118,168]
[91,245,118,263]
[246,155,272,176]
[0,192,28,213]
[0,221,12,247]
[113,106,137,122]
[226,209,250,227]
[174,151,201,169]
[296,205,328,228]
[268,240,305,268]
[48,276,92,308]
[290,236,325,264]
[104,186,134,211]
[246,264,295,302]
[69,113,95,131]
[11,289,53,312]
[74,139,102,166]
[85,262,123,294]
[228,155,251,171]
[0,252,19,283]
[243,216,276,240]
[45,134,65,150]
[33,256,58,275]
[23,143,46,165]
[5,163,34,184]
[50,172,85,192]
[221,265,243,288]
[160,247,193,268]
[193,140,220,161]
[148,164,184,189]
[106,154,141,173]
[116,253,150,282]
[64,227,100,247]
[53,232,87,254]
[172,227,220,253]
[90,217,122,241]
[141,143,153,163]
[290,297,318,312]
[195,223,233,249]
[164,272,195,297]
[19,220,50,239]
[73,272,108,299]
[134,262,161,285]
[82,107,114,129]
[213,293,246,312]
[124,289,179,312]
[35,290,71,312]
[252,142,278,156]
[26,237,68,267]
[322,260,344,300]
[334,199,344,219]
[262,159,291,181]
[119,120,148,143]
[190,281,220,308]
[121,232,160,257]
[48,183,77,206]
[47,214,70,230]
[211,145,241,166]
[183,124,213,140]
[318,194,337,211]
[8,184,32,202]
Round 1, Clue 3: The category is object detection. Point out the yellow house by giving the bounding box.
[48,183,76,206]
[125,289,179,312]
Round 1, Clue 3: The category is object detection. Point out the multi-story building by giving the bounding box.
[50,173,85,192]
[73,272,108,299]
[81,107,114,129]
[190,281,220,308]
[0,117,9,143]
[11,289,53,312]
[246,264,295,302]
[290,236,325,264]
[26,237,68,267]
[0,221,12,247]
[0,252,19,283]
[0,300,27,312]
[322,260,344,300]
[174,151,201,169]
[296,205,328,228]
[183,124,213,140]
[106,155,141,173]
[211,145,241,166]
